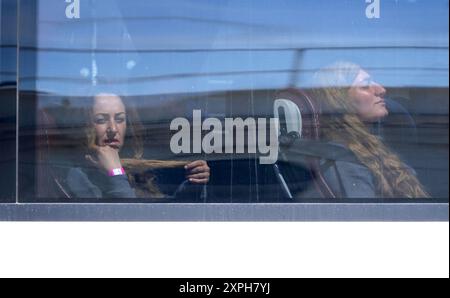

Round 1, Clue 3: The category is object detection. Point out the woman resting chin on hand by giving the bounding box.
[67,93,210,199]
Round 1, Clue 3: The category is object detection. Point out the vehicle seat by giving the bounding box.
[274,88,338,199]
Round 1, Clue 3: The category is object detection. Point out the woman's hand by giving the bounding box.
[185,160,210,184]
[86,144,123,173]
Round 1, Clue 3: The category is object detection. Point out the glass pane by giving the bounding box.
[18,0,449,202]
[0,0,17,203]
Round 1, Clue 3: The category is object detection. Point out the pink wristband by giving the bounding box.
[108,167,126,177]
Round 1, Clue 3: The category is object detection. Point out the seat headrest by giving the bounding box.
[275,89,321,142]
[274,89,337,199]
[274,98,302,140]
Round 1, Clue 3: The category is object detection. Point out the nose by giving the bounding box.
[106,120,118,136]
[373,81,386,98]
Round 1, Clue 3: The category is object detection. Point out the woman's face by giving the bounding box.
[348,69,388,122]
[92,94,127,150]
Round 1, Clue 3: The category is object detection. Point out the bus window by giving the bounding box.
[16,0,448,203]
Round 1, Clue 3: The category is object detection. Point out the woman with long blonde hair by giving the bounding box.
[67,93,210,199]
[312,61,428,198]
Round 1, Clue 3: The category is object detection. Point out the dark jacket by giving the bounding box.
[281,139,417,199]
[316,159,376,198]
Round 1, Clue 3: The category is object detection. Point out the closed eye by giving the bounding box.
[115,113,126,123]
[94,116,108,124]
[358,78,373,90]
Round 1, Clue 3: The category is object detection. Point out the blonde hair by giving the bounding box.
[313,62,429,198]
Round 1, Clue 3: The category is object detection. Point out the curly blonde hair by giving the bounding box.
[313,62,429,198]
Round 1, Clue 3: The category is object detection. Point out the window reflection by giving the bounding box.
[18,0,449,202]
